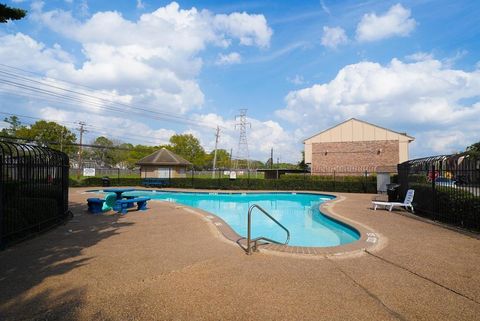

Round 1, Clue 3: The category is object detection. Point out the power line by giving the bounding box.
[0,65,222,129]
[0,111,164,145]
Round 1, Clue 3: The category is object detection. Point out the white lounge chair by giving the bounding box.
[372,189,415,213]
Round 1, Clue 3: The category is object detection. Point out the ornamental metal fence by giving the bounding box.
[0,141,70,248]
[398,154,480,231]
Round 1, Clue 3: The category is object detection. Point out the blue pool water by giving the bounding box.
[118,191,360,247]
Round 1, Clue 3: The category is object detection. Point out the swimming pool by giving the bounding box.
[114,190,359,247]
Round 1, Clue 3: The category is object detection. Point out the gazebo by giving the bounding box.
[136,148,191,179]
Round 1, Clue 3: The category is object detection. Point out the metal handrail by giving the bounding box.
[247,204,290,255]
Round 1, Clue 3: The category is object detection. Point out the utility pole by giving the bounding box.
[77,121,87,179]
[234,109,251,170]
[212,126,220,178]
[270,148,273,169]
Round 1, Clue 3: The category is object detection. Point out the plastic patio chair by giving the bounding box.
[372,189,415,213]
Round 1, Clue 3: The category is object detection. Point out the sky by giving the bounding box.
[0,0,479,163]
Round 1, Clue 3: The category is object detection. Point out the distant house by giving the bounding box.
[136,148,191,178]
[304,118,414,174]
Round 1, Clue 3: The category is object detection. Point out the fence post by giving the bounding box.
[0,154,4,250]
[117,168,120,185]
[431,163,436,220]
[333,171,336,192]
[191,168,194,188]
[364,170,368,193]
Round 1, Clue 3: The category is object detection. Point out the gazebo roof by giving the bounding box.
[136,148,191,166]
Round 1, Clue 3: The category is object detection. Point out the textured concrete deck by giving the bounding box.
[0,188,479,320]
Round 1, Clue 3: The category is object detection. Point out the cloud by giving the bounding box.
[276,57,480,157]
[405,52,434,62]
[287,75,305,85]
[321,26,348,49]
[356,3,416,42]
[320,0,331,15]
[215,52,242,65]
[191,113,302,161]
[3,1,272,116]
[136,0,145,9]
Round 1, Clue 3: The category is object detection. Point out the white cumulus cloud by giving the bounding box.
[216,52,242,65]
[321,26,348,49]
[276,57,480,157]
[356,3,416,42]
[0,1,273,115]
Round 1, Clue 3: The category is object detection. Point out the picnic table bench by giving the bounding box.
[116,197,151,214]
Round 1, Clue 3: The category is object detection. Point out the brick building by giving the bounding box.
[304,119,414,174]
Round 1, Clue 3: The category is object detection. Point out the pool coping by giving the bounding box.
[86,188,384,258]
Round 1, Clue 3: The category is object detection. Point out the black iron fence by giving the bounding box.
[0,141,70,248]
[398,154,480,231]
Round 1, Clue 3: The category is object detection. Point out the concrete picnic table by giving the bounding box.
[102,188,135,200]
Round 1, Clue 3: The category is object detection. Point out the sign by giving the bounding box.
[83,168,96,176]
[229,171,237,180]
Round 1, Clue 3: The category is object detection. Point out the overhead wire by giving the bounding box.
[0,64,224,129]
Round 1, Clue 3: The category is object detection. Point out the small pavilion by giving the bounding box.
[136,148,191,178]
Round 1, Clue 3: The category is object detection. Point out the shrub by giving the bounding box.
[409,183,480,230]
[69,176,377,193]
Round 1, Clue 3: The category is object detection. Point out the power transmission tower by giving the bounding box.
[234,109,251,169]
[77,121,87,178]
[211,126,221,178]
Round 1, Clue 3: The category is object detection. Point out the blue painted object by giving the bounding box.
[87,198,105,214]
[116,197,150,214]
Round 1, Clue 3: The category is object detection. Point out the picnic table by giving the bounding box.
[102,188,135,200]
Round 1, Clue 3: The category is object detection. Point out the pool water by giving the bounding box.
[121,191,360,247]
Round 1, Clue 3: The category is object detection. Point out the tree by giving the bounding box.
[16,120,77,154]
[91,136,115,167]
[1,116,25,137]
[298,151,308,170]
[169,134,206,168]
[465,141,480,157]
[0,3,26,23]
[205,149,230,169]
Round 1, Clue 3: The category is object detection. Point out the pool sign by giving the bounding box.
[83,168,96,176]
[229,171,237,180]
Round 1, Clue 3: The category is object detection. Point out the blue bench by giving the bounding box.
[116,197,151,214]
[87,198,105,214]
[142,178,170,187]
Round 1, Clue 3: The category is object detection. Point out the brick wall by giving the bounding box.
[311,140,399,174]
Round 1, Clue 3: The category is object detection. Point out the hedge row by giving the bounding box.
[70,177,377,193]
[409,183,480,231]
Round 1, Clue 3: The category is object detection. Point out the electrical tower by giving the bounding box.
[233,109,251,169]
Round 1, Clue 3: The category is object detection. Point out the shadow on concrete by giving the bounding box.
[0,200,133,320]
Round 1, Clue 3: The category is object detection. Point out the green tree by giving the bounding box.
[298,151,308,170]
[91,136,115,167]
[1,116,25,137]
[168,134,205,168]
[16,120,77,154]
[0,3,26,23]
[465,141,480,157]
[205,149,231,169]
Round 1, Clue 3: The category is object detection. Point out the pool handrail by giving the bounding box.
[247,204,290,255]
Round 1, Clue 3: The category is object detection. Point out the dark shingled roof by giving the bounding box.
[136,148,191,166]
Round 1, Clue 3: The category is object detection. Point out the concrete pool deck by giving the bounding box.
[0,188,479,320]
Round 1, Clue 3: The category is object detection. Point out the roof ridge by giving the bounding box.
[303,118,415,142]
